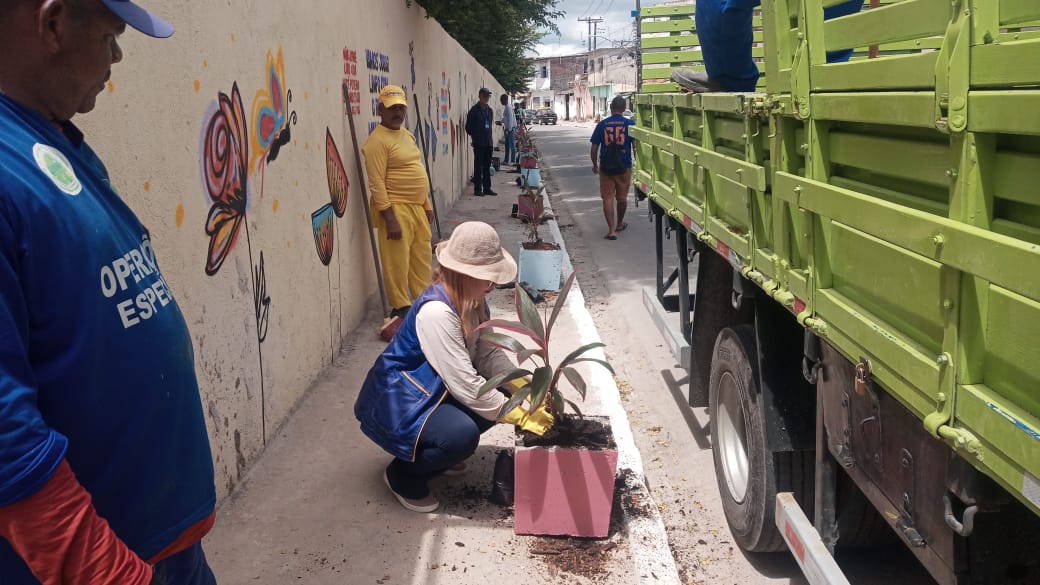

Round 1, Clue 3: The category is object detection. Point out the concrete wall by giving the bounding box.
[76,0,503,499]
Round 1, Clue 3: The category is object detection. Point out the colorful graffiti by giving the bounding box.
[250,48,297,172]
[199,49,298,443]
[366,49,390,134]
[202,83,249,277]
[326,128,349,217]
[310,127,350,266]
[342,48,361,117]
[310,205,335,266]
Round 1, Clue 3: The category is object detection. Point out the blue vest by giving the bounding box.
[0,94,215,582]
[354,284,455,461]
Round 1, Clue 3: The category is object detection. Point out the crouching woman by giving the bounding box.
[354,222,550,513]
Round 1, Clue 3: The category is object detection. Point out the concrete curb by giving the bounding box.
[542,186,682,584]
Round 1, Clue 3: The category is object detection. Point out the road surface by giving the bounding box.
[531,121,937,585]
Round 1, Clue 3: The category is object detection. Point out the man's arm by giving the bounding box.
[361,138,402,240]
[465,107,476,137]
[590,144,600,174]
[0,211,152,585]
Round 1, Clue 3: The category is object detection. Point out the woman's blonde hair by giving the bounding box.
[434,265,488,344]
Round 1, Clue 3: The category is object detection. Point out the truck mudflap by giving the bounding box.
[775,492,851,585]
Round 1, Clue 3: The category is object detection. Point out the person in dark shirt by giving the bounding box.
[465,87,497,196]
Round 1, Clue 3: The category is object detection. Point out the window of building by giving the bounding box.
[597,58,603,71]
[533,97,541,107]
[541,65,548,78]
[583,60,589,73]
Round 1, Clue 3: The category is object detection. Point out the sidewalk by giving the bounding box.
[204,154,680,585]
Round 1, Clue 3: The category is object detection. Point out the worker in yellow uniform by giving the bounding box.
[363,85,435,321]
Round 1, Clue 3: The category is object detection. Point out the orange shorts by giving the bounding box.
[598,168,632,201]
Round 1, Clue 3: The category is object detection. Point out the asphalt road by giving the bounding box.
[530,121,938,585]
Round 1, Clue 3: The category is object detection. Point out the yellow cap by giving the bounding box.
[379,85,408,108]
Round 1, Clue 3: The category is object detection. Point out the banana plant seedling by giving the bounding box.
[474,271,614,420]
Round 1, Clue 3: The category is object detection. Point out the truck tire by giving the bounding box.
[710,325,812,552]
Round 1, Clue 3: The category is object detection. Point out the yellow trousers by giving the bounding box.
[376,203,432,310]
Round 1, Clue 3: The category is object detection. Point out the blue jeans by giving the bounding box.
[696,0,862,91]
[153,542,217,585]
[504,129,517,164]
[385,396,497,499]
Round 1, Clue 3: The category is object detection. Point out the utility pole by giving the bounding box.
[578,16,604,53]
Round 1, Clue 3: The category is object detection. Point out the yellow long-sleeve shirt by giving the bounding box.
[361,124,431,213]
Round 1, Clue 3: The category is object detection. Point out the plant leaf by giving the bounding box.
[475,319,544,347]
[498,383,532,418]
[517,348,543,365]
[515,283,545,341]
[560,366,587,401]
[479,331,527,354]
[527,366,552,414]
[568,357,616,376]
[564,399,584,418]
[478,368,532,397]
[553,392,565,417]
[546,270,576,339]
[556,342,606,371]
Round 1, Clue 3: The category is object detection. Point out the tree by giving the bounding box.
[407,0,563,93]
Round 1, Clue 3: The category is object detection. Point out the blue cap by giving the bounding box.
[100,0,174,38]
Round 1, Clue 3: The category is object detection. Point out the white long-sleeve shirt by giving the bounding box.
[415,301,515,420]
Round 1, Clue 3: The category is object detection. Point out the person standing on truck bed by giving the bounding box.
[590,96,636,240]
[0,1,218,583]
[672,0,863,92]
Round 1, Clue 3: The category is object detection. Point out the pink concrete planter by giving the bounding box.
[513,416,618,538]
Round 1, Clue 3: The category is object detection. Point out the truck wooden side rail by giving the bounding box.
[633,2,1040,584]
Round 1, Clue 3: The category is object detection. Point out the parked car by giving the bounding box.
[534,109,558,125]
[523,109,536,125]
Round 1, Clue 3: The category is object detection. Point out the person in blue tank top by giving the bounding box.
[0,2,216,584]
[354,222,553,513]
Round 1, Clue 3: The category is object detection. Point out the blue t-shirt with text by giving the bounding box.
[590,114,635,169]
[0,94,215,583]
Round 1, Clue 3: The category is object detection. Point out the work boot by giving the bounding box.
[671,69,724,93]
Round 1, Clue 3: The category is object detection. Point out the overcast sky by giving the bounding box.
[530,0,679,57]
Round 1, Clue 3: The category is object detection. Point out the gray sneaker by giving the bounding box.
[671,69,724,93]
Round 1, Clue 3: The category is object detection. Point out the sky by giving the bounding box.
[529,0,680,58]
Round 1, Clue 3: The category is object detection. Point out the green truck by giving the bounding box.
[632,2,1040,584]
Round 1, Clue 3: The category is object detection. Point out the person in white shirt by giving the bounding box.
[499,93,518,165]
[353,222,552,513]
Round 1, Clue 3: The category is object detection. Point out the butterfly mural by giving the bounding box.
[202,82,249,276]
[250,48,297,172]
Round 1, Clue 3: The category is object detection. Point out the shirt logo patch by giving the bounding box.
[33,143,82,196]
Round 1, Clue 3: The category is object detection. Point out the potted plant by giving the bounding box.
[475,272,618,538]
[515,173,562,292]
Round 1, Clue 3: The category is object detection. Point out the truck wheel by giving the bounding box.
[710,325,810,552]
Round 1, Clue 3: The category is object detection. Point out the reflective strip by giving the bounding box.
[1024,472,1040,511]
[402,371,430,396]
[775,493,851,585]
[410,392,447,463]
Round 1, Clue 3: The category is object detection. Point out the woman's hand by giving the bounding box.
[500,403,555,435]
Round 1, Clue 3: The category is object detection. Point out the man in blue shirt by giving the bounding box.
[0,2,216,584]
[590,96,636,240]
[672,0,863,92]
